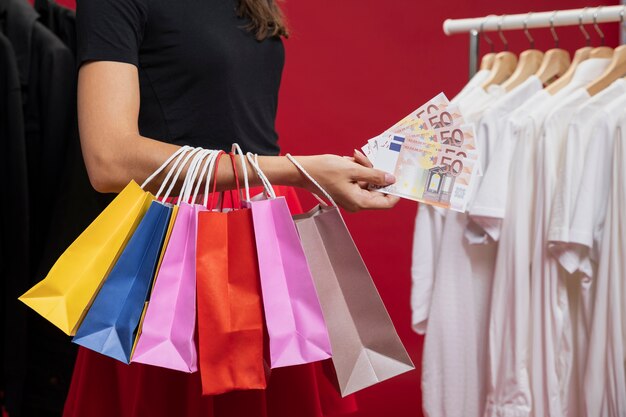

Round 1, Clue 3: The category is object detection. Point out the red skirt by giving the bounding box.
[62,186,358,417]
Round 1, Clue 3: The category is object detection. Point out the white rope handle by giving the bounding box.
[181,149,211,204]
[192,150,218,204]
[161,147,203,203]
[231,143,251,202]
[176,149,204,204]
[141,145,191,190]
[154,147,195,200]
[202,150,224,207]
[246,152,276,199]
[251,153,274,198]
[285,154,336,207]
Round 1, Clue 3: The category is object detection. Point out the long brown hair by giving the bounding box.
[237,0,289,41]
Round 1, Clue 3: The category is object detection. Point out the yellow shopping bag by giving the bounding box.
[19,181,153,335]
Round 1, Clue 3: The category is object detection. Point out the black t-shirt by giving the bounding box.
[76,0,285,155]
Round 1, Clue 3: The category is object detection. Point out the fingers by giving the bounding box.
[353,149,373,168]
[352,165,396,187]
[357,191,400,210]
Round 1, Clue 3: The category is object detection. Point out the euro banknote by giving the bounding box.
[362,94,479,212]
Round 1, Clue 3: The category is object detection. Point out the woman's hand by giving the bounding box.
[295,153,400,212]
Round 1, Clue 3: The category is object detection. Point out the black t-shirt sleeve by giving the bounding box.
[76,0,148,67]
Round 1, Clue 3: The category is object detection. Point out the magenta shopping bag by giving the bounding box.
[242,150,331,368]
[132,149,218,372]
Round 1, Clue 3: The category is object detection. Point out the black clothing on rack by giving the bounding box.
[0,0,76,415]
[34,0,76,54]
[0,28,30,417]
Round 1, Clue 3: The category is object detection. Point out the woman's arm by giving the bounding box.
[79,61,398,211]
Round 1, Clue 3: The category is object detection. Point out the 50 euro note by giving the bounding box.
[372,123,479,212]
[366,92,458,165]
[388,92,450,132]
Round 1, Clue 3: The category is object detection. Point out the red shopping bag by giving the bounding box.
[196,153,266,395]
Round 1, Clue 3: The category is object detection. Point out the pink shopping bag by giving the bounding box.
[242,149,332,368]
[132,149,219,372]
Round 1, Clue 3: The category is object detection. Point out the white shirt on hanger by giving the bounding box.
[452,69,491,103]
[410,71,491,334]
[467,75,542,243]
[582,98,626,417]
[530,87,593,417]
[548,78,626,275]
[548,79,626,417]
[416,77,528,417]
[480,88,560,417]
[421,85,502,417]
[411,202,444,334]
[410,83,505,334]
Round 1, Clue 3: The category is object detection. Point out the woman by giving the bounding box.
[65,0,398,416]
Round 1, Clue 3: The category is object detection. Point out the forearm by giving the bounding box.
[84,131,309,195]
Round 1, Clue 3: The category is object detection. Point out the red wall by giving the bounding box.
[46,1,621,415]
[276,1,619,416]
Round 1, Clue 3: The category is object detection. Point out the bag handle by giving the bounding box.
[231,143,251,202]
[180,149,212,204]
[189,150,217,204]
[202,150,224,208]
[177,149,210,204]
[161,147,203,203]
[154,146,197,201]
[191,150,217,204]
[208,151,227,210]
[141,145,191,191]
[285,153,337,207]
[228,153,242,209]
[245,152,276,199]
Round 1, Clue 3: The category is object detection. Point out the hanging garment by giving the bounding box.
[0,30,29,417]
[467,75,542,242]
[410,74,483,334]
[547,79,626,417]
[0,0,76,414]
[581,100,626,417]
[529,87,595,417]
[34,0,76,54]
[421,84,504,417]
[410,203,445,334]
[451,69,492,103]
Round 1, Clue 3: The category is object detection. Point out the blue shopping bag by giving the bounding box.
[72,200,172,363]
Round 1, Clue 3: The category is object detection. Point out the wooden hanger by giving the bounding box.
[480,53,496,70]
[481,52,518,89]
[546,47,591,95]
[478,21,497,71]
[501,50,543,91]
[501,15,543,91]
[535,49,570,86]
[589,7,614,59]
[590,47,613,58]
[482,16,517,90]
[586,45,626,96]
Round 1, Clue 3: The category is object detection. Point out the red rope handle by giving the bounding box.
[209,151,226,210]
[228,153,242,209]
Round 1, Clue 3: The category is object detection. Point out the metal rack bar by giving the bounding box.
[443,5,626,79]
[443,5,625,35]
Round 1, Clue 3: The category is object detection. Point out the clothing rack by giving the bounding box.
[443,4,626,79]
